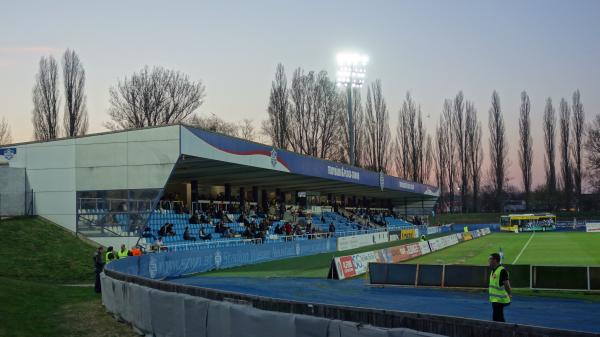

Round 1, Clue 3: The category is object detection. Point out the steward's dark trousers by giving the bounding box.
[492,302,509,322]
[95,271,102,293]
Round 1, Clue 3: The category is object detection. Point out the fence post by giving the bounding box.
[414,264,420,286]
[441,264,446,287]
[587,266,591,291]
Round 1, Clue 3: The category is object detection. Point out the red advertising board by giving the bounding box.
[338,255,357,279]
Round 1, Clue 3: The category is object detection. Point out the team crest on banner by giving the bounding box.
[295,242,301,256]
[1,148,16,161]
[379,171,385,191]
[270,148,278,167]
[214,250,222,268]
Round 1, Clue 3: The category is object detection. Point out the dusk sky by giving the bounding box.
[1,0,599,188]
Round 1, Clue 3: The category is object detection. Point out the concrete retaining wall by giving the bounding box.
[101,273,444,337]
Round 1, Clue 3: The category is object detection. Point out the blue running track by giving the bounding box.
[171,276,600,333]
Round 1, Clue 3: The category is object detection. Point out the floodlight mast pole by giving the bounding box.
[337,52,367,167]
[347,85,355,166]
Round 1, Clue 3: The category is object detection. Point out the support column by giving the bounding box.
[239,187,245,212]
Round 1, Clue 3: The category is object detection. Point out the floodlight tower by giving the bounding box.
[336,52,368,167]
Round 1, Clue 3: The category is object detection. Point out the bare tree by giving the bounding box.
[32,56,60,140]
[466,102,483,212]
[62,49,88,137]
[364,80,391,172]
[188,113,238,137]
[559,98,572,207]
[395,95,412,179]
[422,134,434,184]
[239,119,256,141]
[434,118,448,211]
[488,91,508,211]
[586,114,600,191]
[286,68,341,160]
[265,63,289,149]
[443,99,457,211]
[106,66,205,130]
[395,92,426,182]
[518,91,533,209]
[453,91,469,212]
[340,88,365,166]
[543,98,557,209]
[571,89,585,205]
[0,117,12,145]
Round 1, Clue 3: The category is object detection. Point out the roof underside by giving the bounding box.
[170,155,437,208]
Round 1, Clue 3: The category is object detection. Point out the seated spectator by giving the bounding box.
[199,228,212,241]
[328,222,336,233]
[142,226,156,240]
[158,223,168,237]
[274,224,283,235]
[166,223,176,236]
[189,213,199,224]
[152,237,164,252]
[284,222,292,236]
[183,226,196,241]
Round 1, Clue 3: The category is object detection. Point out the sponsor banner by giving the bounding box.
[337,232,389,251]
[418,241,431,255]
[400,229,416,240]
[389,234,399,241]
[426,226,441,235]
[332,228,491,279]
[586,222,600,233]
[481,227,491,235]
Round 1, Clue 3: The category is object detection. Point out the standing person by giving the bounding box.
[117,244,129,259]
[93,246,105,293]
[488,252,512,322]
[105,246,116,264]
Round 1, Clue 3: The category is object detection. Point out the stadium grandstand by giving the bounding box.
[0,124,439,250]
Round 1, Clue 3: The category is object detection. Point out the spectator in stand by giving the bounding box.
[274,224,283,235]
[284,222,293,236]
[130,246,142,256]
[199,228,212,241]
[142,225,156,240]
[183,226,196,241]
[328,222,336,235]
[93,246,105,293]
[242,226,252,239]
[189,212,199,224]
[158,223,168,237]
[165,223,176,236]
[152,237,164,252]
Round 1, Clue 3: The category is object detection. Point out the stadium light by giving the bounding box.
[336,52,368,167]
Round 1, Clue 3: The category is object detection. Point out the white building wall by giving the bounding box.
[4,125,181,234]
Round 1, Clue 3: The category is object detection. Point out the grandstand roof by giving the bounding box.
[1,124,439,207]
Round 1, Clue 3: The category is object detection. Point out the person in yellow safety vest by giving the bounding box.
[488,252,512,322]
[463,226,468,233]
[105,246,116,264]
[117,244,129,259]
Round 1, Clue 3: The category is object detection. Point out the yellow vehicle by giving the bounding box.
[500,213,557,232]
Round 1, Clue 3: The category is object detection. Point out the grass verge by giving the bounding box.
[0,217,137,337]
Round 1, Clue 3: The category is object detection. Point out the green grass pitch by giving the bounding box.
[407,232,600,266]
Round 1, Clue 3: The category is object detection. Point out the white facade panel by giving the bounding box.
[76,166,129,191]
[1,126,181,235]
[76,142,128,167]
[26,168,76,192]
[126,164,175,190]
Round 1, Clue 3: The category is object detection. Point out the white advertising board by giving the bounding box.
[337,232,389,251]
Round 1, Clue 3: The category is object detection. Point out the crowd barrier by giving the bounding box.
[369,263,600,291]
[107,237,337,279]
[328,228,492,280]
[102,269,596,337]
